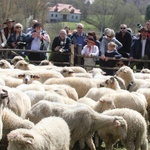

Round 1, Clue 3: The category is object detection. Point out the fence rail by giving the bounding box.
[0,45,150,71]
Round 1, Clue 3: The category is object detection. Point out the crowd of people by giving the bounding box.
[0,18,150,74]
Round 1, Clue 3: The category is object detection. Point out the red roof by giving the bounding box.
[48,3,81,14]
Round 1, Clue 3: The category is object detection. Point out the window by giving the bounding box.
[55,14,57,17]
[51,14,53,17]
[72,16,74,19]
[76,16,78,19]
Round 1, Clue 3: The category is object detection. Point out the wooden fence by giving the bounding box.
[0,45,150,72]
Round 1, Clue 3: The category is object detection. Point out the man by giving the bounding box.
[25,23,50,64]
[26,19,38,33]
[3,18,15,41]
[116,24,132,58]
[71,23,86,65]
[129,27,150,70]
[145,20,150,39]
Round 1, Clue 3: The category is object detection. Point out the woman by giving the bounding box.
[100,29,122,68]
[7,23,26,58]
[50,29,71,66]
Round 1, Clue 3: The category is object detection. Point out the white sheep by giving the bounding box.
[39,59,53,66]
[100,76,126,90]
[26,100,127,150]
[44,77,97,98]
[60,67,92,78]
[115,66,150,91]
[7,116,70,150]
[85,87,116,101]
[44,84,78,101]
[14,60,30,70]
[0,59,13,69]
[140,68,150,73]
[77,97,116,113]
[98,92,148,120]
[101,108,148,150]
[6,88,31,118]
[11,55,25,65]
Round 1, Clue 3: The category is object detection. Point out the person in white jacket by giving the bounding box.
[81,37,99,71]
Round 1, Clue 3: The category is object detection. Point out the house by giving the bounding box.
[47,3,81,23]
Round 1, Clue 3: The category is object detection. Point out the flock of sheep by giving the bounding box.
[0,56,149,150]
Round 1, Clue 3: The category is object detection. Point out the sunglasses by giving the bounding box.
[107,35,112,38]
[77,27,83,29]
[120,27,126,29]
[16,26,21,28]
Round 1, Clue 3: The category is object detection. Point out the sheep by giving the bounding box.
[26,100,127,150]
[6,88,31,118]
[14,60,30,70]
[115,66,150,91]
[100,108,148,150]
[85,87,116,101]
[39,59,53,66]
[17,72,41,84]
[140,68,150,73]
[68,66,87,73]
[44,77,97,98]
[60,67,92,78]
[0,59,13,69]
[0,108,34,149]
[25,90,76,106]
[100,76,126,90]
[77,97,116,113]
[97,92,148,120]
[11,55,25,65]
[0,75,23,87]
[7,116,70,150]
[44,84,78,101]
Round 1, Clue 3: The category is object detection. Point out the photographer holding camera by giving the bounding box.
[50,29,71,66]
[25,23,50,64]
[6,23,26,58]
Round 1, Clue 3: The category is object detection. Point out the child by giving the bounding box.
[101,41,122,75]
[81,38,99,71]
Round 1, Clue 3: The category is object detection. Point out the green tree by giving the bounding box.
[145,4,150,21]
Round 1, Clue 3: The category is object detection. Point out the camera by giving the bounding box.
[18,42,26,46]
[137,23,143,29]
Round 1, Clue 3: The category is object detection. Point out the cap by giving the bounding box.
[86,38,95,44]
[3,18,15,24]
[138,27,148,32]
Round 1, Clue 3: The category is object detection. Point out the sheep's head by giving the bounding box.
[18,72,40,84]
[0,88,9,107]
[60,67,74,77]
[114,117,127,140]
[0,59,12,69]
[14,60,29,70]
[11,56,24,65]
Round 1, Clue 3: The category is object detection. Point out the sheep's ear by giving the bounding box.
[33,75,40,80]
[18,74,25,78]
[114,119,121,127]
[99,99,105,103]
[101,71,106,75]
[110,77,115,84]
[26,140,33,145]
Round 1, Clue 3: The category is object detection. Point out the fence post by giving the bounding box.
[70,44,74,66]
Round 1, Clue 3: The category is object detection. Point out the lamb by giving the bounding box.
[60,67,92,78]
[98,92,148,119]
[26,100,126,150]
[44,84,78,101]
[44,77,97,98]
[0,59,13,69]
[6,88,31,118]
[11,55,25,65]
[100,108,148,150]
[77,97,116,113]
[115,66,150,91]
[14,60,30,70]
[39,59,53,66]
[85,87,116,101]
[17,72,42,84]
[25,90,76,106]
[100,76,126,90]
[7,116,70,150]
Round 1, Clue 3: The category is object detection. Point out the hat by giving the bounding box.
[3,18,15,24]
[86,38,95,44]
[138,27,148,32]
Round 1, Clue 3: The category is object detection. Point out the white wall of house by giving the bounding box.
[47,12,80,23]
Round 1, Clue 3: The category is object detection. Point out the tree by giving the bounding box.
[145,4,150,21]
